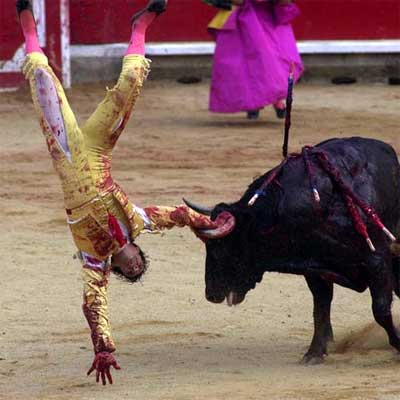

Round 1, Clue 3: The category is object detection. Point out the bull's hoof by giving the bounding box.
[300,353,325,365]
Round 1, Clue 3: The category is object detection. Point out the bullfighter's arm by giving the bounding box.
[82,267,116,354]
[143,205,216,231]
[82,267,120,385]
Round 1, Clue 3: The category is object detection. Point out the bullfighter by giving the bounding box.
[206,0,303,119]
[17,0,217,385]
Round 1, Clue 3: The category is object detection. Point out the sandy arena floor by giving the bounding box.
[1,78,400,400]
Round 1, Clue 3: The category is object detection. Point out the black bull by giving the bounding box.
[186,137,400,364]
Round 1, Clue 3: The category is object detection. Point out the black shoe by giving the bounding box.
[247,110,260,120]
[147,0,167,14]
[132,0,167,24]
[274,106,286,119]
[16,0,33,15]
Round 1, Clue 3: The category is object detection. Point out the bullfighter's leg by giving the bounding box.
[81,8,157,150]
[19,3,73,157]
[273,100,286,119]
[17,0,96,208]
[81,10,158,191]
[302,275,334,365]
[81,52,150,147]
[19,2,73,142]
[23,54,75,160]
[368,259,400,351]
[17,0,43,55]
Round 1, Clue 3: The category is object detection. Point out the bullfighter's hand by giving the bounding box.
[87,352,121,385]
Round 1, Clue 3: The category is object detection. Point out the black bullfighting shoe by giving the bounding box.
[131,0,167,23]
[247,110,260,120]
[147,0,168,14]
[273,105,286,119]
[16,0,33,15]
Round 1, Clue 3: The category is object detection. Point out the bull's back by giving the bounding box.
[276,137,400,246]
[318,137,398,172]
[318,137,400,213]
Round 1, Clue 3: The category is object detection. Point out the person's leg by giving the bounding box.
[83,0,168,142]
[124,0,167,55]
[82,3,166,191]
[273,99,286,119]
[19,1,74,159]
[17,0,44,54]
[19,1,96,206]
[246,110,260,120]
[126,10,157,56]
[82,4,163,141]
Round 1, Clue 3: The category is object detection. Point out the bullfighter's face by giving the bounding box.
[111,243,147,283]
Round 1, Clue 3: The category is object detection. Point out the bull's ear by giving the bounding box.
[183,198,213,216]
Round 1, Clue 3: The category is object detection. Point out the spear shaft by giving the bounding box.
[282,63,295,158]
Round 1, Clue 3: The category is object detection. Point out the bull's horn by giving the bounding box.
[183,198,213,216]
[196,211,236,239]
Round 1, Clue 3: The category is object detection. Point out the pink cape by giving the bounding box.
[209,0,304,113]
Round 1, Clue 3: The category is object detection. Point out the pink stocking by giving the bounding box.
[274,100,286,110]
[125,12,156,56]
[19,10,44,55]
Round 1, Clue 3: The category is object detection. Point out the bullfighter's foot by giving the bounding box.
[16,0,33,15]
[247,110,260,120]
[131,0,167,24]
[273,102,286,119]
[147,0,168,14]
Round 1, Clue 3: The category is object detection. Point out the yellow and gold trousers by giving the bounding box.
[24,52,148,353]
[24,52,151,255]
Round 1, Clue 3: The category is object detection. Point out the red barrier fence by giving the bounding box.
[69,0,400,44]
[0,0,69,90]
[1,0,399,90]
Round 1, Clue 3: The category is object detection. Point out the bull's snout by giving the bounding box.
[205,287,246,306]
[226,291,246,307]
[205,288,225,304]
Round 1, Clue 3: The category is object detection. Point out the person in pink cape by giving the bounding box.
[206,0,304,119]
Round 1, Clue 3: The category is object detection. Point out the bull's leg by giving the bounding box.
[368,261,400,351]
[392,257,400,298]
[301,275,334,365]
